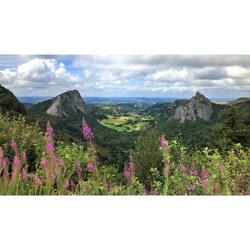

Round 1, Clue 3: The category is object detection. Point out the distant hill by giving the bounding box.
[0,84,26,115]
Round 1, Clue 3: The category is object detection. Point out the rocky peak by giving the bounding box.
[172,92,213,123]
[46,90,86,117]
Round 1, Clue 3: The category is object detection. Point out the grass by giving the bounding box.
[99,114,152,132]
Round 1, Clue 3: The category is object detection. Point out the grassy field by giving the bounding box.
[99,113,152,132]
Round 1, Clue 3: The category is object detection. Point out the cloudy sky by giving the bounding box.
[0,55,250,98]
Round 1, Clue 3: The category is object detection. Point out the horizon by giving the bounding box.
[1,55,250,98]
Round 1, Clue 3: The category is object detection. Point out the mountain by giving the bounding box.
[145,92,226,123]
[46,90,86,117]
[0,84,26,115]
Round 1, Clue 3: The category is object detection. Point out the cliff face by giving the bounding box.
[172,92,213,123]
[0,84,26,115]
[46,90,86,117]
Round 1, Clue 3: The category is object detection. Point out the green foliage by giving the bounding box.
[0,113,44,170]
[214,106,250,148]
[133,129,163,188]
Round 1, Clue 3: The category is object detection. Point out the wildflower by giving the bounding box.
[180,165,187,174]
[2,158,8,169]
[64,179,70,190]
[82,120,93,140]
[53,156,64,168]
[200,178,208,187]
[33,175,43,187]
[87,162,96,173]
[45,143,55,155]
[189,169,198,176]
[22,151,27,162]
[160,135,168,149]
[102,180,112,192]
[10,139,18,153]
[123,155,135,183]
[76,162,82,181]
[201,170,209,178]
[187,184,196,192]
[21,168,29,181]
[46,121,54,137]
[41,157,49,168]
[13,155,21,170]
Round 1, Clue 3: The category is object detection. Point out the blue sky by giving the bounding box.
[0,55,250,98]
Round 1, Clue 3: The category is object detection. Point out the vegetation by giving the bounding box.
[0,113,249,195]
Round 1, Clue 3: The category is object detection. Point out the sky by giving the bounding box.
[0,55,250,98]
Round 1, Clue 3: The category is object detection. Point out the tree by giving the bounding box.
[133,129,163,188]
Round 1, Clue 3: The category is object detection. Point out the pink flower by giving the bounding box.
[180,165,187,174]
[13,155,20,169]
[82,124,93,140]
[201,170,209,178]
[187,184,196,192]
[33,176,43,187]
[123,155,135,183]
[21,168,29,181]
[46,122,54,137]
[76,162,82,181]
[45,143,55,154]
[189,169,198,176]
[41,158,49,168]
[200,178,209,187]
[22,151,27,162]
[64,179,70,190]
[2,158,8,169]
[87,162,96,173]
[160,135,168,149]
[10,139,18,153]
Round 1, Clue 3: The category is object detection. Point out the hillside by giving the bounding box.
[0,84,26,115]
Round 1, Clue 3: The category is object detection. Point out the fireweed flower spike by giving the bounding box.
[82,119,94,141]
[123,155,135,183]
[160,135,168,149]
[10,139,18,153]
[87,162,96,173]
[46,121,54,137]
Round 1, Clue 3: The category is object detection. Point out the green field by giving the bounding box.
[99,114,152,132]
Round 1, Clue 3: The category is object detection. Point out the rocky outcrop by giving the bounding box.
[170,92,213,123]
[46,90,86,117]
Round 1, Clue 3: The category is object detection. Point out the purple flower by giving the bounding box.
[200,178,209,187]
[187,184,196,192]
[123,155,135,183]
[46,122,54,137]
[160,135,168,149]
[13,155,20,169]
[82,121,93,140]
[201,170,209,178]
[180,165,187,174]
[33,175,43,187]
[87,162,96,173]
[10,139,18,153]
[189,169,198,176]
[64,179,70,190]
[45,143,55,155]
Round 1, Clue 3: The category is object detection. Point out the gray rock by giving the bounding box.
[171,92,213,123]
[46,90,86,117]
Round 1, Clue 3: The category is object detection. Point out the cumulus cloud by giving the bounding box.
[0,58,81,91]
[1,55,250,98]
